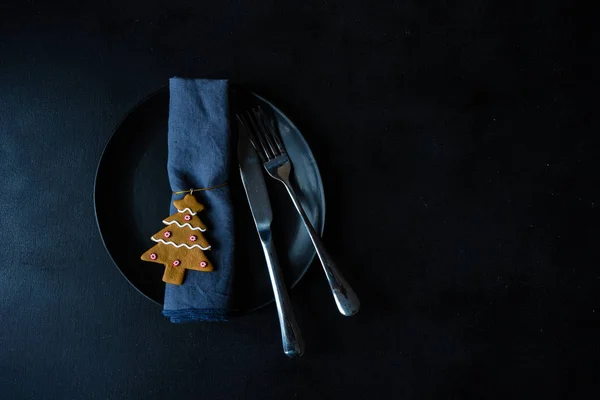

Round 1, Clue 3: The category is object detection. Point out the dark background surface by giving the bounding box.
[0,1,598,399]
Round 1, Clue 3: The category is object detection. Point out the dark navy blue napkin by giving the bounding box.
[163,78,234,323]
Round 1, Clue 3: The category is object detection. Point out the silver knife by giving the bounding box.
[237,128,305,358]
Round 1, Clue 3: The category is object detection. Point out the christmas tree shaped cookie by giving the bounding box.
[141,194,214,285]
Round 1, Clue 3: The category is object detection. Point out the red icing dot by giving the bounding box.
[163,231,172,238]
[189,235,197,242]
[200,261,208,268]
[172,260,181,267]
[149,253,157,260]
[184,214,192,221]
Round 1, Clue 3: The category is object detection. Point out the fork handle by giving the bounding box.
[281,181,361,316]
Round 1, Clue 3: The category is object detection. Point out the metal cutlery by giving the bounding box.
[237,108,361,317]
[237,125,305,358]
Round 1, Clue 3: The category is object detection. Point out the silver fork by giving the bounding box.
[237,107,360,316]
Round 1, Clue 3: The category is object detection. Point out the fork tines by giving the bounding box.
[237,107,286,163]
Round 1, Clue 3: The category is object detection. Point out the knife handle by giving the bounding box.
[259,229,305,358]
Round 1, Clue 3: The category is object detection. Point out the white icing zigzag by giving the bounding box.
[163,220,207,232]
[151,238,211,250]
[177,208,197,216]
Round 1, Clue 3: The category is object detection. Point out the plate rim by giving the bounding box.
[93,86,326,313]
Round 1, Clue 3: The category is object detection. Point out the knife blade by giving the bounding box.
[237,127,305,358]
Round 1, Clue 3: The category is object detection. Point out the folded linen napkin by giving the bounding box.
[163,78,234,323]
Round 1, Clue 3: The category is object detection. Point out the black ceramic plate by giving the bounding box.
[94,87,325,314]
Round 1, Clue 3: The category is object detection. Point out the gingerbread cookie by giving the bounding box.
[141,194,214,285]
